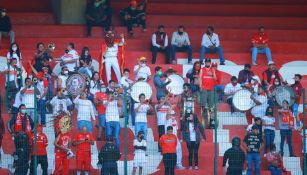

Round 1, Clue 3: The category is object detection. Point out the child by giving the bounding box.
[132,131,147,175]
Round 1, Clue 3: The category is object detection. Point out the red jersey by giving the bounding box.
[74,132,94,152]
[251,33,269,45]
[201,67,216,90]
[94,92,108,114]
[159,134,177,154]
[281,110,294,128]
[30,133,48,156]
[292,82,303,104]
[55,133,71,154]
[15,113,32,135]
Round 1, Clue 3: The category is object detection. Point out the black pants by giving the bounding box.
[227,167,243,175]
[158,125,165,151]
[163,153,176,175]
[86,8,112,36]
[101,161,118,175]
[151,46,170,64]
[29,155,48,175]
[14,161,29,175]
[187,141,200,166]
[125,16,146,33]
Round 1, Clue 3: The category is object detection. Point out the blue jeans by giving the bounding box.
[47,76,53,99]
[99,114,106,128]
[268,165,282,175]
[77,120,93,132]
[200,46,225,63]
[135,122,147,140]
[280,129,293,156]
[264,129,275,153]
[191,84,200,93]
[151,46,170,64]
[78,67,93,78]
[130,97,136,126]
[247,152,261,175]
[38,99,46,125]
[215,85,224,101]
[251,47,272,63]
[171,45,193,62]
[106,121,121,149]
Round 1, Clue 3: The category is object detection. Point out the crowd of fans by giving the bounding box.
[0,1,306,175]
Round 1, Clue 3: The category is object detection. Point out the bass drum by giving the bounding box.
[273,86,295,106]
[233,89,255,111]
[131,81,153,102]
[66,74,86,96]
[166,74,185,95]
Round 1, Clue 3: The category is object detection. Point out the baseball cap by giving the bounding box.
[211,62,218,67]
[268,61,275,65]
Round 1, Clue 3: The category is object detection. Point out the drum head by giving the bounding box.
[131,82,152,102]
[66,74,86,96]
[273,86,295,106]
[166,74,185,95]
[233,89,255,111]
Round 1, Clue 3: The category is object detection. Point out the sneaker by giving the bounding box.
[194,166,199,170]
[220,62,225,65]
[176,165,185,170]
[189,166,193,170]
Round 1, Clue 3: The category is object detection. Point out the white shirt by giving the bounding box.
[37,80,46,100]
[90,80,104,95]
[104,45,119,58]
[50,96,72,115]
[105,100,120,122]
[224,83,242,99]
[155,104,170,126]
[262,115,275,131]
[152,33,168,48]
[135,103,150,123]
[7,51,22,67]
[133,139,147,154]
[3,64,18,88]
[171,31,191,46]
[56,75,68,89]
[251,94,268,119]
[165,116,178,136]
[13,92,22,108]
[201,33,220,47]
[134,65,151,81]
[73,97,95,121]
[61,49,79,72]
[189,122,196,141]
[20,86,35,108]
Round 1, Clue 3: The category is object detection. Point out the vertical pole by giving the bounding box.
[123,87,128,175]
[303,89,306,175]
[214,88,218,175]
[33,84,38,175]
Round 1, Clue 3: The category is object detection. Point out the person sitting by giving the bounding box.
[262,61,283,91]
[153,66,171,101]
[171,25,193,64]
[251,26,272,66]
[238,64,254,85]
[151,25,170,64]
[120,0,147,37]
[266,144,287,175]
[200,26,225,65]
[59,42,79,73]
[78,46,93,78]
[224,76,242,113]
[133,57,151,82]
[85,0,112,37]
[0,8,15,46]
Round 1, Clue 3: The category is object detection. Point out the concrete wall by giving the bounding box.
[52,0,86,24]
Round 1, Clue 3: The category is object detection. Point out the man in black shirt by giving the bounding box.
[223,137,245,175]
[243,125,264,175]
[0,8,15,45]
[85,0,112,37]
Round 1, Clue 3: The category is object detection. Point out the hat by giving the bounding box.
[204,58,211,63]
[252,125,259,130]
[211,62,218,67]
[244,64,251,69]
[138,57,147,61]
[268,61,275,65]
[251,75,260,83]
[167,126,173,131]
[36,72,44,79]
[254,117,262,122]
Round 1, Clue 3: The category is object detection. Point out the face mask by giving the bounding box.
[12,47,17,51]
[274,82,280,85]
[94,2,101,7]
[101,88,106,93]
[139,135,144,140]
[205,65,210,68]
[178,31,183,35]
[20,109,26,115]
[195,67,200,71]
[64,71,69,75]
[159,32,164,35]
[232,82,238,86]
[1,12,6,16]
[157,71,162,76]
[84,51,89,56]
[141,63,146,67]
[251,79,255,84]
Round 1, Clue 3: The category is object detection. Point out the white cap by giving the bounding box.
[252,75,260,83]
[268,61,275,65]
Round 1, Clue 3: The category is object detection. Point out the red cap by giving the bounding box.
[212,62,218,67]
[36,72,44,79]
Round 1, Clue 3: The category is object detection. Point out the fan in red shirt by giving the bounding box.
[94,90,108,141]
[73,126,94,175]
[8,104,34,137]
[262,61,283,90]
[29,125,48,175]
[53,128,73,175]
[160,126,177,175]
[251,26,272,65]
[211,62,224,103]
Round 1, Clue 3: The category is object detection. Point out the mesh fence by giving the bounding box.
[0,72,306,175]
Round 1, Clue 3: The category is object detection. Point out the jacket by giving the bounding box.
[181,117,206,144]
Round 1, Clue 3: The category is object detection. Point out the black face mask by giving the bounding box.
[139,135,144,140]
[205,65,210,68]
[159,32,164,35]
[295,80,300,84]
[178,31,183,35]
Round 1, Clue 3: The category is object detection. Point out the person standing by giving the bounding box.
[160,126,178,175]
[200,26,225,65]
[36,72,48,126]
[171,25,193,64]
[262,106,276,156]
[223,137,245,175]
[0,8,15,45]
[251,26,272,66]
[94,86,108,141]
[29,125,48,175]
[199,59,216,127]
[291,74,303,126]
[132,131,147,175]
[98,136,121,175]
[73,126,94,175]
[243,125,264,175]
[8,104,34,137]
[266,144,287,175]
[151,25,170,64]
[181,113,206,170]
[7,42,22,68]
[153,66,171,101]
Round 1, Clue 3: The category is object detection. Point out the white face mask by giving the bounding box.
[251,79,255,84]
[101,88,106,93]
[12,47,17,51]
[141,63,146,67]
[1,12,6,16]
[64,70,69,75]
